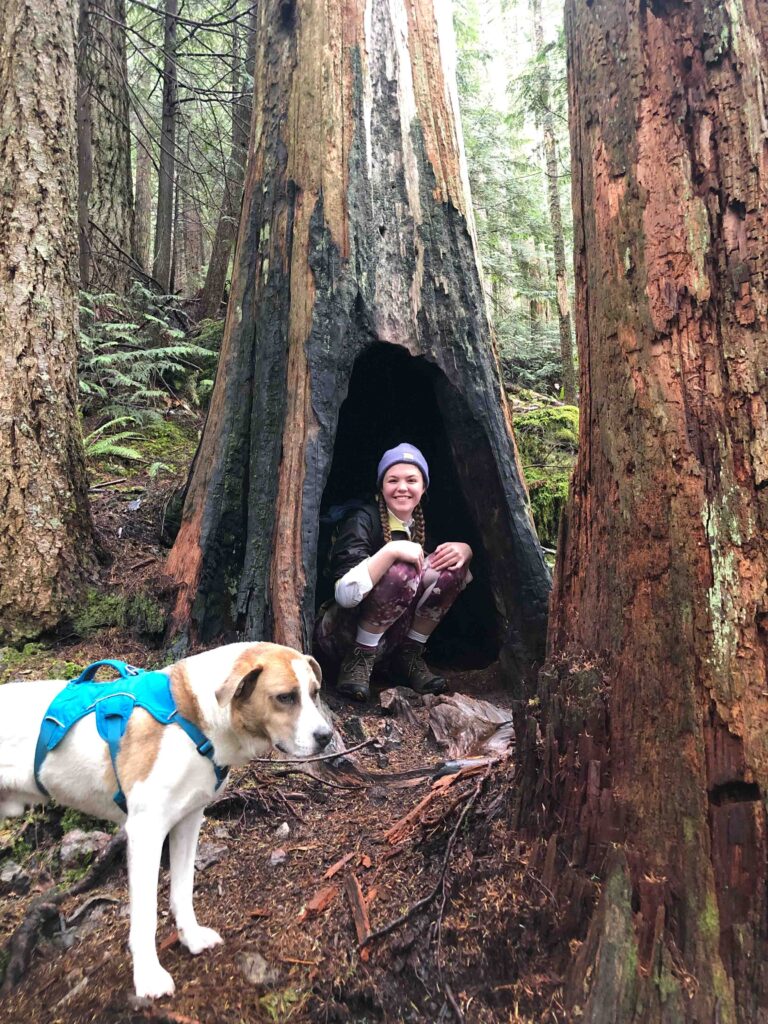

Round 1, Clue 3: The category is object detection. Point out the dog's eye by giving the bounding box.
[275,692,297,706]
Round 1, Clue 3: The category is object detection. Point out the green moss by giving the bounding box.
[60,808,104,834]
[700,892,720,945]
[72,588,166,638]
[194,318,226,352]
[515,405,578,548]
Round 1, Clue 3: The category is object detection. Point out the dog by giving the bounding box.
[0,641,333,999]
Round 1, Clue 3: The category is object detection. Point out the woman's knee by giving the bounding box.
[381,559,421,589]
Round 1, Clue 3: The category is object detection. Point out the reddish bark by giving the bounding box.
[527,1,768,1019]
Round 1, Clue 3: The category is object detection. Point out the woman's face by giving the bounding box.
[381,463,426,520]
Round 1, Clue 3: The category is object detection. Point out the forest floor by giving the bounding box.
[0,427,567,1024]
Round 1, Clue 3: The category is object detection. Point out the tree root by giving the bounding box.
[1,829,126,992]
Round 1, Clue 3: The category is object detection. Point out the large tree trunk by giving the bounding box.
[524,1,768,1019]
[153,0,178,293]
[77,0,135,291]
[197,5,256,320]
[531,0,576,404]
[0,0,97,639]
[167,0,551,686]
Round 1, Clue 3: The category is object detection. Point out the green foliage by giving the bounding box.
[515,404,578,547]
[60,808,105,834]
[78,285,218,423]
[83,416,143,465]
[454,0,574,398]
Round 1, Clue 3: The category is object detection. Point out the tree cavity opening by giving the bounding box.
[316,343,500,669]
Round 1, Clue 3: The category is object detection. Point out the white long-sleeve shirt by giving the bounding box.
[334,512,413,608]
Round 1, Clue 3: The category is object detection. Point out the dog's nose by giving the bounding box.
[314,727,333,750]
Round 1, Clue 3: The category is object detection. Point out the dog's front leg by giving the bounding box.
[126,814,175,999]
[169,807,223,955]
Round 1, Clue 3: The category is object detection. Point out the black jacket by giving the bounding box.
[328,504,388,584]
[327,503,436,584]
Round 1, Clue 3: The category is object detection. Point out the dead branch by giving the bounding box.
[344,874,372,945]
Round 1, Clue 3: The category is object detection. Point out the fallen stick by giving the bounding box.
[344,874,372,945]
[2,830,126,992]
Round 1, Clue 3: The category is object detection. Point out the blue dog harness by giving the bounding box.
[34,660,228,813]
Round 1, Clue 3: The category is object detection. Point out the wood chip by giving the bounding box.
[297,884,338,922]
[248,907,272,918]
[158,929,179,951]
[344,874,371,945]
[360,854,372,869]
[323,851,355,879]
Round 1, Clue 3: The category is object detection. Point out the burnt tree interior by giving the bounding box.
[316,343,501,668]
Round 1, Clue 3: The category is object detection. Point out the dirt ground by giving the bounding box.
[0,464,565,1024]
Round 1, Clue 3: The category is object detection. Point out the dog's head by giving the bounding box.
[215,643,333,757]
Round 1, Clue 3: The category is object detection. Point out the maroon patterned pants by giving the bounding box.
[313,556,470,670]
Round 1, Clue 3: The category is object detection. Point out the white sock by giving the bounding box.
[356,626,384,650]
[406,629,430,645]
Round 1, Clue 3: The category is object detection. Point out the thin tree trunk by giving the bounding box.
[520,1,768,1019]
[77,0,134,292]
[197,4,256,320]
[76,0,93,288]
[132,111,153,275]
[153,0,177,293]
[0,0,97,639]
[531,0,576,404]
[167,0,550,685]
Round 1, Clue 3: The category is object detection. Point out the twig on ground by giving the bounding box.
[444,983,465,1023]
[249,737,377,765]
[362,774,486,948]
[89,477,128,490]
[2,830,126,991]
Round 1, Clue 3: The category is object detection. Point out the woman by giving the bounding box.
[313,443,473,701]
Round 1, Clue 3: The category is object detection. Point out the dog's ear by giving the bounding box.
[306,655,322,686]
[216,665,263,706]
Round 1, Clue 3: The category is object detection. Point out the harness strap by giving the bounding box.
[169,711,229,789]
[72,660,140,684]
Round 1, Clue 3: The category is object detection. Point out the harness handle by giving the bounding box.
[71,660,141,684]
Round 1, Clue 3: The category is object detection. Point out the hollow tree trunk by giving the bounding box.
[0,0,97,639]
[77,0,135,291]
[531,0,576,404]
[153,0,177,293]
[197,5,256,320]
[167,0,550,683]
[524,1,768,1019]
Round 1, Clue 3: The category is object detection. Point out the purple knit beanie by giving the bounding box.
[376,443,429,489]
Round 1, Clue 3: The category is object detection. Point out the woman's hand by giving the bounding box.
[385,540,424,570]
[429,542,473,571]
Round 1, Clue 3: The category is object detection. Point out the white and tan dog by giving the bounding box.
[0,642,332,999]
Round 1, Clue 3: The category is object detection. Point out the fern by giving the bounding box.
[83,418,143,463]
[78,288,218,420]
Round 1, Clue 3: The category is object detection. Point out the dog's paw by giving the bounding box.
[133,963,175,1000]
[180,925,223,955]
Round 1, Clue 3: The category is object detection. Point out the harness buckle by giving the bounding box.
[197,738,213,756]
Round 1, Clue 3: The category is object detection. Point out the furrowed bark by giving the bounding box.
[77,0,135,292]
[153,0,177,293]
[526,1,768,1019]
[0,0,97,639]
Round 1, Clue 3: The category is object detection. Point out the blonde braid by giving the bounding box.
[377,492,392,543]
[413,504,426,547]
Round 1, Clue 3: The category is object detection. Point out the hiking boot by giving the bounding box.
[336,645,376,701]
[389,640,447,695]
